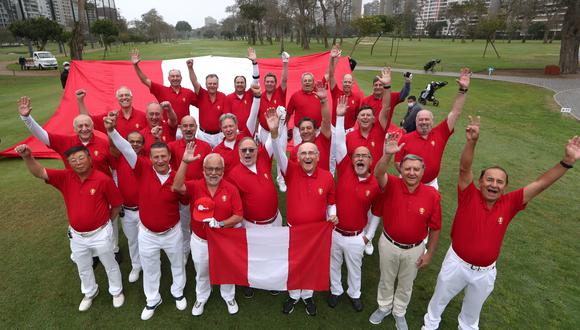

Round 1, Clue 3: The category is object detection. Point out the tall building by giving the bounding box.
[204,16,217,26]
[363,0,380,16]
[351,0,362,20]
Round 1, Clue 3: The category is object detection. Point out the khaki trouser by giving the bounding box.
[377,233,425,316]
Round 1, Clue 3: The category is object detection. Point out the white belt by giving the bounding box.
[70,220,110,237]
[140,223,178,236]
[451,246,496,271]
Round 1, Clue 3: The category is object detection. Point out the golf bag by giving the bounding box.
[424,59,441,73]
[419,81,448,107]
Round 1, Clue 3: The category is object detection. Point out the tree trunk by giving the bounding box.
[559,1,580,74]
[69,0,86,60]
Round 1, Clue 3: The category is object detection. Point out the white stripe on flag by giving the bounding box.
[247,227,289,291]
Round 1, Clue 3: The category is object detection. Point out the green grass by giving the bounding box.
[1,38,563,72]
[0,43,579,328]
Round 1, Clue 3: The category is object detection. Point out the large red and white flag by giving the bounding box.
[207,222,333,291]
[1,52,361,158]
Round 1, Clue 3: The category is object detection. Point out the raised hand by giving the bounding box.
[75,89,86,101]
[250,83,261,97]
[564,136,580,164]
[151,125,163,140]
[186,59,193,69]
[336,95,348,117]
[131,48,141,65]
[465,115,480,142]
[17,96,32,117]
[376,67,392,86]
[247,47,257,63]
[383,132,404,155]
[182,141,200,164]
[457,67,471,90]
[103,113,117,132]
[14,144,31,158]
[160,101,172,111]
[281,51,290,63]
[314,80,328,101]
[330,44,341,58]
[264,107,280,132]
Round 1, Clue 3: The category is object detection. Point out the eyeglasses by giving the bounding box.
[240,148,257,154]
[298,151,319,157]
[353,153,371,159]
[204,166,224,173]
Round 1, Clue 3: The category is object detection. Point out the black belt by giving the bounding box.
[200,128,220,135]
[123,205,139,211]
[334,227,363,237]
[383,230,423,250]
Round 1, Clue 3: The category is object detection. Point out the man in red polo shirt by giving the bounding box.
[16,144,124,312]
[173,151,243,316]
[422,118,580,330]
[361,69,410,130]
[367,133,442,330]
[267,107,338,316]
[105,115,188,321]
[226,47,260,135]
[327,45,361,130]
[327,95,380,312]
[289,81,332,171]
[143,101,178,152]
[287,71,322,145]
[76,87,147,138]
[395,67,471,190]
[132,48,197,124]
[187,60,232,147]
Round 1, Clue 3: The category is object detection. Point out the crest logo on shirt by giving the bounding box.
[136,123,140,129]
[182,97,186,102]
[222,195,228,202]
[162,136,166,141]
[431,140,436,147]
[318,188,324,195]
[264,173,269,179]
[217,105,221,110]
[498,217,503,225]
[419,207,425,215]
[274,100,277,104]
[351,100,355,104]
[244,100,247,104]
[94,150,99,157]
[90,188,96,195]
[365,190,371,197]
[371,141,375,147]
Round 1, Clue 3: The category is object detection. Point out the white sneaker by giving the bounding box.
[140,299,162,321]
[364,240,374,255]
[128,268,141,283]
[394,315,409,330]
[191,300,206,316]
[175,296,187,311]
[113,293,125,308]
[226,299,239,315]
[277,178,287,193]
[79,288,99,312]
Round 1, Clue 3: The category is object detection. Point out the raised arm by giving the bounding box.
[327,44,341,90]
[376,67,392,130]
[447,67,471,131]
[246,83,261,135]
[15,144,48,180]
[280,52,289,92]
[172,141,200,194]
[334,95,348,163]
[315,81,332,139]
[75,89,90,115]
[186,59,201,94]
[265,107,288,174]
[131,48,151,88]
[523,136,580,204]
[374,132,405,189]
[160,101,178,128]
[18,96,50,146]
[104,114,137,168]
[398,74,411,102]
[458,116,480,191]
[247,47,260,85]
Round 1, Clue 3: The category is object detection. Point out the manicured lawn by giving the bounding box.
[0,43,578,328]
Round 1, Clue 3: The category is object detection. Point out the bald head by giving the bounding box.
[73,114,94,142]
[416,110,434,136]
[180,115,197,141]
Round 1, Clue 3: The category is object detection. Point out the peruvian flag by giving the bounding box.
[206,222,333,291]
[1,52,361,158]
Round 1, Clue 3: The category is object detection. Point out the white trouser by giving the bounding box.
[69,221,122,297]
[330,230,366,298]
[190,232,236,302]
[196,130,224,148]
[425,177,439,190]
[242,210,283,228]
[377,234,425,316]
[423,247,497,330]
[289,289,313,300]
[179,203,191,257]
[120,208,141,270]
[111,217,119,253]
[138,223,185,306]
[258,125,286,184]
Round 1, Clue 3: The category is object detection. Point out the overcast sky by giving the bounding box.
[115,0,373,29]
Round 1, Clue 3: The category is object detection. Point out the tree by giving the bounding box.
[239,2,267,45]
[477,17,504,58]
[350,16,382,55]
[426,21,448,38]
[91,19,119,58]
[8,17,64,50]
[370,15,395,55]
[292,0,316,49]
[70,0,87,60]
[559,0,579,74]
[446,0,486,42]
[175,20,192,39]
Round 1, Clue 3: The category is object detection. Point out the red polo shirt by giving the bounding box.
[284,161,335,226]
[258,86,286,131]
[110,155,139,207]
[227,148,277,221]
[133,157,183,232]
[213,133,249,175]
[140,121,177,153]
[149,81,197,122]
[395,120,453,183]
[185,179,243,240]
[91,108,147,138]
[290,133,331,171]
[48,132,113,177]
[331,85,360,129]
[346,124,385,170]
[287,90,322,127]
[168,138,212,181]
[227,89,254,135]
[336,157,380,232]
[46,168,122,232]
[361,92,402,127]
[451,183,526,267]
[197,88,231,133]
[377,175,442,244]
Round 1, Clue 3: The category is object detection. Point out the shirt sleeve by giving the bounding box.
[149,81,163,100]
[91,113,106,134]
[286,93,295,119]
[45,169,67,191]
[428,190,442,231]
[229,185,244,217]
[103,177,123,208]
[507,188,527,220]
[458,181,477,204]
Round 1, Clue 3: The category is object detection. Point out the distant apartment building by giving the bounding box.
[363,0,380,16]
[351,0,362,20]
[204,16,217,26]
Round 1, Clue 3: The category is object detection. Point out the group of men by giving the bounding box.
[15,44,579,330]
